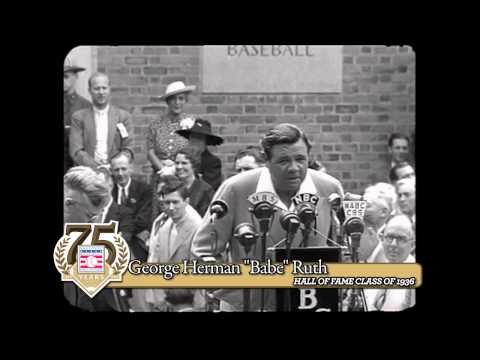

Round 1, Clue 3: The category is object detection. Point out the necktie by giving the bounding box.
[120,187,127,205]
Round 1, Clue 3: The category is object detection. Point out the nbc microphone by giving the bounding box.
[234,223,258,255]
[248,192,278,234]
[280,211,301,237]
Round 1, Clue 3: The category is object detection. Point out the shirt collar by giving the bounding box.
[255,167,317,211]
[117,177,132,193]
[93,104,110,116]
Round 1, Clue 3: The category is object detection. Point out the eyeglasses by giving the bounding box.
[381,233,412,246]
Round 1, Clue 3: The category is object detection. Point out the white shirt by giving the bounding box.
[255,167,317,211]
[116,177,132,205]
[93,105,110,164]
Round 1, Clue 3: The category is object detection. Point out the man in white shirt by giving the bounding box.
[70,72,134,169]
[365,214,416,311]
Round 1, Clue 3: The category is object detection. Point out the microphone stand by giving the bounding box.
[284,223,295,312]
[259,221,268,313]
[347,235,367,312]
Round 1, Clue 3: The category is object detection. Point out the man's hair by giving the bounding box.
[159,175,190,199]
[396,177,416,191]
[384,213,415,235]
[233,145,266,168]
[389,162,414,183]
[261,123,312,160]
[64,166,111,208]
[88,72,109,88]
[364,182,397,214]
[388,133,410,147]
[110,151,133,165]
[176,146,202,174]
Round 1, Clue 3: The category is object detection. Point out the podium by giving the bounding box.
[272,247,341,312]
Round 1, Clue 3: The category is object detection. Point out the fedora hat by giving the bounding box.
[64,55,86,73]
[158,81,196,101]
[176,118,224,146]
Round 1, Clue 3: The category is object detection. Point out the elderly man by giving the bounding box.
[63,166,133,311]
[69,72,134,169]
[64,57,91,174]
[110,152,152,261]
[191,123,344,312]
[366,214,416,311]
[358,183,397,262]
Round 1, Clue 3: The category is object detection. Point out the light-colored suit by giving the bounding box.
[191,167,344,311]
[145,205,204,309]
[69,105,134,167]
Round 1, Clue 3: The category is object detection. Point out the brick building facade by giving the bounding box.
[92,45,415,194]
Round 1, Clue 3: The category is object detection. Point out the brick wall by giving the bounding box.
[97,45,415,194]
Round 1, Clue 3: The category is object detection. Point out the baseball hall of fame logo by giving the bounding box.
[54,221,130,298]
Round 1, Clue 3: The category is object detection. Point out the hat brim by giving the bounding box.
[64,66,86,73]
[157,86,196,101]
[176,129,224,146]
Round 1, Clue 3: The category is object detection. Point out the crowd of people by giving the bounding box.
[63,59,416,312]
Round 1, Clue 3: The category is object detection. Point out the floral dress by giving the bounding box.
[146,113,195,164]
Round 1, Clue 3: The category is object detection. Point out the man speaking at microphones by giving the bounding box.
[191,123,344,311]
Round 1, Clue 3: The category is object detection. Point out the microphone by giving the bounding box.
[210,200,228,223]
[344,217,365,250]
[292,193,318,228]
[234,223,258,254]
[280,211,301,236]
[248,192,278,233]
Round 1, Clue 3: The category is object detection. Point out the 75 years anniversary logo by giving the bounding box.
[54,221,130,298]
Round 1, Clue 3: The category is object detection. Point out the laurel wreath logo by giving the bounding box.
[54,235,72,276]
[111,234,129,276]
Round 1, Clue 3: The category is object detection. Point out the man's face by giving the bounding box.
[64,71,78,93]
[389,139,409,163]
[89,75,111,108]
[161,190,188,222]
[363,194,389,228]
[64,186,102,224]
[396,165,415,181]
[189,133,207,152]
[382,217,414,262]
[267,139,308,195]
[235,155,260,173]
[111,156,132,187]
[166,93,187,116]
[397,182,415,216]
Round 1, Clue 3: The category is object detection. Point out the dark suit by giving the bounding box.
[189,178,214,217]
[69,105,134,168]
[64,92,90,173]
[200,149,223,191]
[63,202,134,312]
[112,178,152,261]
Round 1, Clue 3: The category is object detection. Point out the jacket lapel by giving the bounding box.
[85,108,96,156]
[107,106,117,155]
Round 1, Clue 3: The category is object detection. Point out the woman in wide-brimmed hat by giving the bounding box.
[146,81,197,221]
[176,118,224,191]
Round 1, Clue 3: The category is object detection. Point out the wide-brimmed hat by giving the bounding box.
[157,81,196,101]
[176,118,224,146]
[64,55,86,73]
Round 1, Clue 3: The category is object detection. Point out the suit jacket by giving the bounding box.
[63,202,134,312]
[146,206,203,307]
[112,179,152,261]
[69,105,134,168]
[200,149,223,191]
[191,168,344,311]
[64,92,90,173]
[189,178,215,217]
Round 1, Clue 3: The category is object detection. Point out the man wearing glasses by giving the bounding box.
[366,214,416,311]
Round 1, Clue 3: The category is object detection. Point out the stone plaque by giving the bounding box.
[202,45,342,93]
